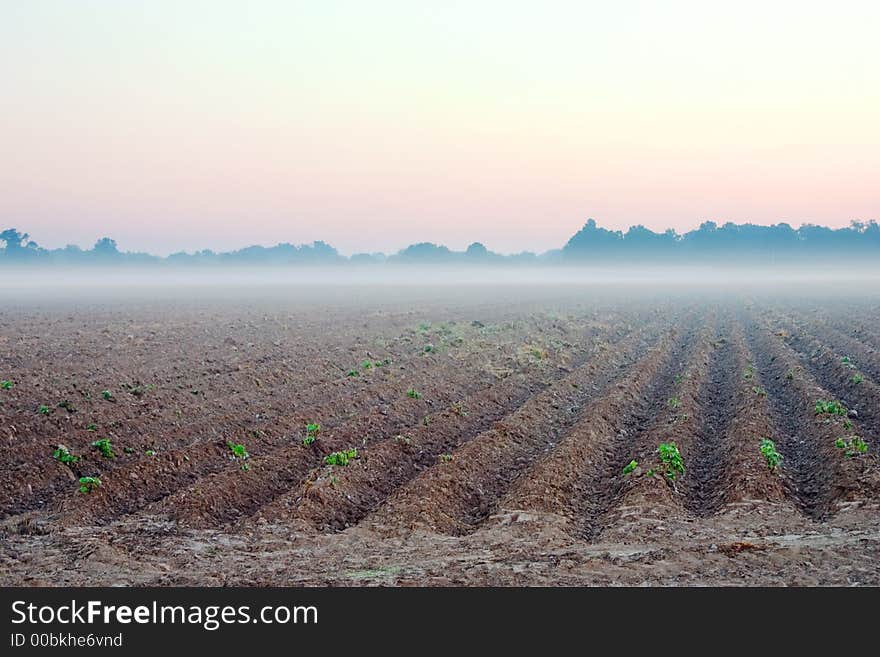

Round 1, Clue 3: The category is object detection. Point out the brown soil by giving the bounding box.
[1,288,879,586]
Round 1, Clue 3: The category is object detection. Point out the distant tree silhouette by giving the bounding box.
[1,219,878,267]
[93,237,120,257]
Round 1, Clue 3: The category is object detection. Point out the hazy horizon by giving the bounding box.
[3,1,879,255]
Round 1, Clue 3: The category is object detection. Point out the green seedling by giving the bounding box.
[124,446,135,454]
[324,448,358,466]
[145,449,157,456]
[86,423,98,432]
[743,364,755,380]
[101,390,113,400]
[759,438,782,471]
[667,397,682,409]
[361,360,373,370]
[439,453,453,463]
[53,445,80,465]
[815,399,848,416]
[841,356,856,369]
[835,435,868,458]
[752,386,767,397]
[843,419,854,431]
[622,459,638,475]
[406,388,422,399]
[346,369,359,377]
[784,370,795,381]
[423,344,435,353]
[657,442,685,482]
[226,441,249,460]
[851,374,864,385]
[78,476,101,494]
[1,380,13,389]
[302,422,321,445]
[91,438,114,458]
[38,404,51,415]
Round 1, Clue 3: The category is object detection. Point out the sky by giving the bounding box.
[1,1,879,256]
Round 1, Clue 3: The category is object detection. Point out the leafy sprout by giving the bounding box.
[91,438,115,458]
[657,442,685,481]
[53,445,80,465]
[79,476,101,494]
[835,436,868,458]
[759,438,782,471]
[303,423,320,446]
[622,459,638,475]
[814,399,848,416]
[324,448,358,466]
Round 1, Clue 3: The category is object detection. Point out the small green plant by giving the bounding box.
[622,459,638,475]
[324,448,358,466]
[841,355,856,369]
[784,370,795,381]
[1,380,13,389]
[53,445,80,465]
[814,399,848,416]
[752,386,767,397]
[38,404,51,415]
[91,438,114,458]
[86,423,98,432]
[667,397,681,409]
[101,390,113,400]
[851,374,864,385]
[843,419,854,431]
[406,388,422,399]
[346,369,359,377]
[439,453,453,463]
[361,360,373,370]
[303,423,320,446]
[743,364,755,380]
[78,476,101,493]
[835,435,868,458]
[657,442,685,482]
[145,449,157,456]
[226,441,249,460]
[423,343,435,353]
[759,438,782,471]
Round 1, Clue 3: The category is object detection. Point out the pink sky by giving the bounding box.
[1,2,878,255]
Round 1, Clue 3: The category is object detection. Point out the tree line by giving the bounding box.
[2,219,878,266]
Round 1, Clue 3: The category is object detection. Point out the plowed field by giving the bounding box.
[2,287,878,585]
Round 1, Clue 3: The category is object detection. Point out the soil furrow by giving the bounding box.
[363,312,692,536]
[44,314,609,525]
[248,323,644,531]
[742,313,876,518]
[493,319,707,539]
